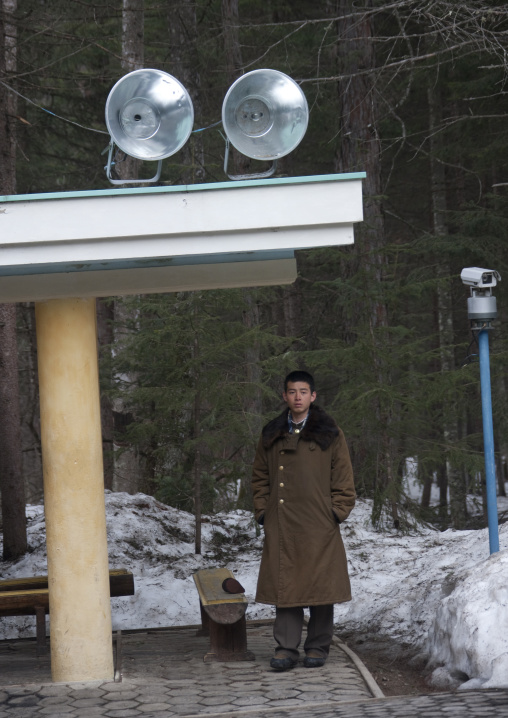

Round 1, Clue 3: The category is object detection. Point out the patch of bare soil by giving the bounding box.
[356,650,441,696]
[339,634,443,697]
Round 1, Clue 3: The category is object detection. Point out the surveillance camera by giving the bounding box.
[460,267,501,289]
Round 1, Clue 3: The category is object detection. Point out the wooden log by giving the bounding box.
[109,570,135,597]
[205,614,254,663]
[0,589,49,615]
[193,568,254,662]
[0,569,134,661]
[0,576,48,592]
[0,569,134,598]
[203,602,246,625]
[196,603,210,637]
[35,606,47,657]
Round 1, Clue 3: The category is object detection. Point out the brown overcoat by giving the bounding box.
[252,404,355,607]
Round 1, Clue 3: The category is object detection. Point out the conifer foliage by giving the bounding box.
[2,1,508,532]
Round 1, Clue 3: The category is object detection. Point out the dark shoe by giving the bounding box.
[270,655,298,671]
[303,655,326,668]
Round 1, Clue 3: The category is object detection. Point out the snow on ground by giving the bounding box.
[427,550,508,690]
[1,490,507,691]
[403,458,508,520]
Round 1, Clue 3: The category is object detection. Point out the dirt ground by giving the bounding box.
[339,635,443,697]
[356,650,441,696]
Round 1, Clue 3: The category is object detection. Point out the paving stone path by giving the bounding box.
[0,623,507,717]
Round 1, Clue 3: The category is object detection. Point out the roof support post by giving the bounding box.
[35,297,113,682]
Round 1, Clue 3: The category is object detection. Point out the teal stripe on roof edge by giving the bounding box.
[0,172,366,203]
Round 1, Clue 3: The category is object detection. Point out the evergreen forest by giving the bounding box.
[2,1,508,557]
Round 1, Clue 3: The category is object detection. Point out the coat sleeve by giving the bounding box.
[251,436,270,524]
[330,429,356,523]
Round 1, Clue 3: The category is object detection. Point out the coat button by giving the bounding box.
[279,482,284,488]
[279,465,284,470]
[279,499,284,504]
[280,450,285,455]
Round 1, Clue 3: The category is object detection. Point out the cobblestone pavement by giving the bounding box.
[0,623,507,717]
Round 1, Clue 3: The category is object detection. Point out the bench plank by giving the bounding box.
[0,589,49,616]
[0,569,134,598]
[0,591,50,657]
[0,576,48,592]
[193,568,247,607]
[0,569,134,658]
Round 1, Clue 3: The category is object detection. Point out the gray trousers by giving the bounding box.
[273,605,334,659]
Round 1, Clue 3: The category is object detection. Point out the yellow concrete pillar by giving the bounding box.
[35,297,113,682]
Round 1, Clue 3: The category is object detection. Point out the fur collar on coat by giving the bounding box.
[261,404,339,451]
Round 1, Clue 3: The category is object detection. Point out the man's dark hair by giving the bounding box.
[284,370,315,393]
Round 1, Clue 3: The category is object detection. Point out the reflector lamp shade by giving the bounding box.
[222,69,308,161]
[105,69,194,161]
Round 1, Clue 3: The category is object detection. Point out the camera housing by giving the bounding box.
[461,267,501,325]
[460,267,501,289]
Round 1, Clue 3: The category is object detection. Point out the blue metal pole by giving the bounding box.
[478,329,500,554]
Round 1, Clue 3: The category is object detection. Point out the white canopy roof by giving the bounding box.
[0,173,364,302]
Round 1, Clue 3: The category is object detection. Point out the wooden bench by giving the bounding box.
[0,568,135,657]
[193,567,254,662]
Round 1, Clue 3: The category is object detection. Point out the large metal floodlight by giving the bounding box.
[103,67,309,185]
[105,68,194,185]
[222,69,309,180]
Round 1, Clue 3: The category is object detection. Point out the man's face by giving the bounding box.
[283,381,316,420]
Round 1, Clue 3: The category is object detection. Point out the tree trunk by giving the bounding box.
[122,0,144,72]
[481,471,488,525]
[0,0,27,560]
[193,320,202,555]
[97,299,114,490]
[282,281,302,341]
[221,0,249,176]
[420,468,432,509]
[116,0,144,182]
[17,303,43,502]
[222,0,242,76]
[0,305,27,559]
[494,372,508,498]
[239,290,262,510]
[166,1,208,533]
[108,2,146,492]
[335,1,397,525]
[437,464,448,527]
[221,0,259,509]
[168,0,204,183]
[1,0,15,190]
[495,453,506,498]
[427,78,466,528]
[0,0,16,193]
[111,300,142,494]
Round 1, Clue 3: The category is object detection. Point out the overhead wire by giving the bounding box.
[0,79,109,135]
[0,80,222,137]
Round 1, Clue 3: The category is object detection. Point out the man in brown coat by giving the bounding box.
[252,370,355,670]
